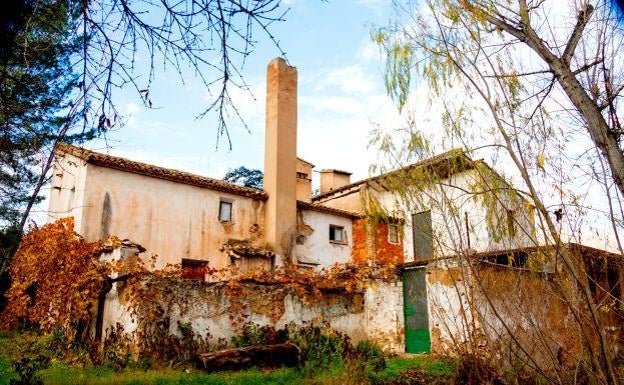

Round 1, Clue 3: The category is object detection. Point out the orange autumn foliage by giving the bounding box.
[2,217,104,331]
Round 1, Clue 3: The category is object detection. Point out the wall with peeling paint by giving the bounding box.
[294,209,353,268]
[425,261,585,366]
[51,155,267,269]
[365,280,405,352]
[99,250,404,353]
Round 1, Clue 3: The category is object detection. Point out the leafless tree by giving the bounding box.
[0,0,292,277]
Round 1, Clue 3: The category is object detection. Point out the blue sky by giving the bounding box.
[90,0,404,188]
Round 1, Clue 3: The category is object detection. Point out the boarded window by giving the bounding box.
[329,225,345,243]
[182,259,208,280]
[388,224,399,244]
[219,200,232,222]
[412,211,432,260]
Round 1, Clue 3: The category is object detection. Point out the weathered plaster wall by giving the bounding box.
[101,276,405,353]
[426,262,583,366]
[376,169,535,262]
[47,153,88,232]
[365,280,405,352]
[426,263,478,354]
[79,164,266,269]
[294,209,353,269]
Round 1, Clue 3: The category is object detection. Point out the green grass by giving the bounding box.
[368,355,455,384]
[40,365,304,385]
[0,330,455,385]
[0,330,14,385]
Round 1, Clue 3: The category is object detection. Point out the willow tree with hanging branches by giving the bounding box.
[374,1,624,384]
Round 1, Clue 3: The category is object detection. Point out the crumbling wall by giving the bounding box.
[473,266,583,366]
[102,275,404,354]
[427,263,584,366]
[427,265,479,354]
[365,280,405,352]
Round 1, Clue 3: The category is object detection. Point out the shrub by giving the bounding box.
[231,323,287,348]
[285,323,353,375]
[101,323,134,371]
[453,354,504,385]
[8,334,51,385]
[355,339,386,372]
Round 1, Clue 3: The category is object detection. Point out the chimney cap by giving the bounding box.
[268,57,294,68]
[319,169,352,175]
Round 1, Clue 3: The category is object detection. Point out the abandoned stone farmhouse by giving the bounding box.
[47,58,624,363]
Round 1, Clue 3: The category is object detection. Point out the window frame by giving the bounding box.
[329,224,347,244]
[387,223,400,244]
[218,199,233,223]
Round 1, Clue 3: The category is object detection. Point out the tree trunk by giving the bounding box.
[198,343,300,372]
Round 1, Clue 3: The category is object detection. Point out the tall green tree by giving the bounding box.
[1,0,84,225]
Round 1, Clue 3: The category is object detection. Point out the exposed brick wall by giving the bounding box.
[374,222,404,264]
[351,219,404,264]
[351,219,370,264]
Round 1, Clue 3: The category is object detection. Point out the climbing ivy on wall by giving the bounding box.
[2,218,400,350]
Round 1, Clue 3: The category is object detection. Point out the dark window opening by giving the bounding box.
[506,210,516,237]
[182,259,208,280]
[219,200,232,222]
[329,225,346,244]
[484,251,528,268]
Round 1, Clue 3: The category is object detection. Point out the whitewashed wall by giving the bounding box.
[376,169,535,262]
[98,246,405,354]
[294,209,353,269]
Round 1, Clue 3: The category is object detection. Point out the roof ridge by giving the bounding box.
[311,148,471,201]
[55,143,268,200]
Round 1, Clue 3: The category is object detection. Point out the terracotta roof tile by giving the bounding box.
[312,148,473,201]
[296,200,362,219]
[56,143,268,200]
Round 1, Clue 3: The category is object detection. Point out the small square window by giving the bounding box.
[219,200,232,222]
[329,225,346,244]
[388,224,399,244]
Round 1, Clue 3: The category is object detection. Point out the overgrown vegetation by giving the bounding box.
[0,327,456,385]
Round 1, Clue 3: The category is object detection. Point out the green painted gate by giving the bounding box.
[403,268,430,353]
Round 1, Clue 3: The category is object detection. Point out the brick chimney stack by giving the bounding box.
[263,58,298,262]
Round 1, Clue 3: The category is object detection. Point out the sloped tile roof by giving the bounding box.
[56,143,269,200]
[312,148,474,201]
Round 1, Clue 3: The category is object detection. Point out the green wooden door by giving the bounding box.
[403,268,430,353]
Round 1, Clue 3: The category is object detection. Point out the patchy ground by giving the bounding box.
[0,330,454,385]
